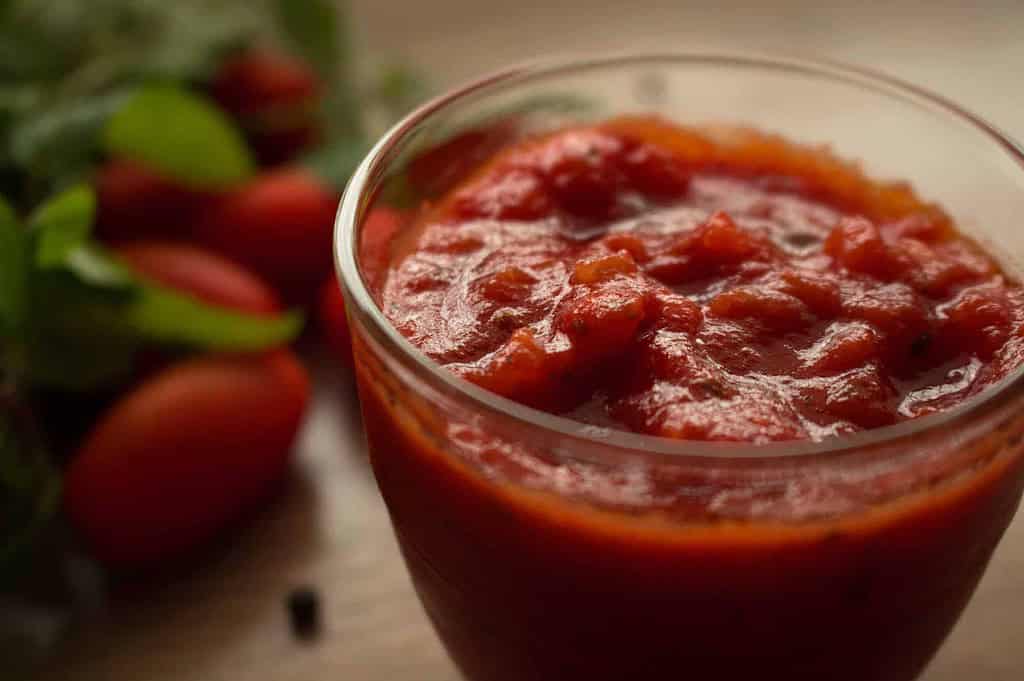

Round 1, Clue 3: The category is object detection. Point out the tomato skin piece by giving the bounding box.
[94,159,213,242]
[64,350,311,569]
[114,241,282,316]
[210,49,322,165]
[318,276,352,367]
[193,168,339,305]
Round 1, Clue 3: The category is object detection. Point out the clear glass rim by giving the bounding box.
[335,51,1024,459]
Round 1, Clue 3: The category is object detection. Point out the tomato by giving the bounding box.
[193,168,339,305]
[211,50,318,116]
[64,350,310,569]
[114,241,281,316]
[94,159,212,242]
[318,276,351,366]
[210,50,321,165]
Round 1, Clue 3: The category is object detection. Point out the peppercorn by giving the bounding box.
[287,586,321,639]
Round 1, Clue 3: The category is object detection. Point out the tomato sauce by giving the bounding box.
[382,117,1024,442]
[355,117,1024,681]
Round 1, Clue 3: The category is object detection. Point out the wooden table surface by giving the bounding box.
[39,2,1024,680]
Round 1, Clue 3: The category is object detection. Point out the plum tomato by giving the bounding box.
[210,49,322,165]
[193,168,339,304]
[64,350,311,569]
[114,241,282,316]
[94,159,213,242]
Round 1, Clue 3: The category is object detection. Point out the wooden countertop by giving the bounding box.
[38,2,1024,679]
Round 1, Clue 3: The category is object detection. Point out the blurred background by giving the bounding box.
[4,1,1023,680]
[355,0,1024,136]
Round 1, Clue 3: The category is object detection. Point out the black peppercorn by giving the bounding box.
[287,586,321,639]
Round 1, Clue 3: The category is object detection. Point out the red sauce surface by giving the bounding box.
[358,117,1024,681]
[382,117,1024,442]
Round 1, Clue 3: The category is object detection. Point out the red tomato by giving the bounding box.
[64,350,310,569]
[194,168,339,304]
[210,50,321,165]
[211,49,319,118]
[94,159,213,242]
[114,241,282,316]
[318,276,352,366]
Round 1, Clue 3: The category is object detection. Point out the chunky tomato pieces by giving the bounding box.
[382,119,1024,442]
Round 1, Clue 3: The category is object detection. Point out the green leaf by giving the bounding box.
[125,285,304,351]
[15,239,300,391]
[104,85,254,189]
[0,84,41,165]
[18,269,140,390]
[30,185,96,267]
[64,244,137,290]
[0,0,258,87]
[9,90,131,187]
[0,2,77,82]
[0,196,26,334]
[127,2,260,83]
[273,0,362,139]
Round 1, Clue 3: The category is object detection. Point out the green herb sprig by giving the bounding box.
[0,0,429,585]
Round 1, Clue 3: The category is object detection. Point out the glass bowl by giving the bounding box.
[335,54,1024,681]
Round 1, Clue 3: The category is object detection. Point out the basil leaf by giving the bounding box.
[0,196,26,334]
[104,85,254,189]
[129,2,258,83]
[125,285,304,351]
[47,242,301,351]
[16,241,299,391]
[273,0,362,139]
[19,270,139,391]
[9,90,131,187]
[27,187,134,289]
[0,3,76,83]
[0,0,256,86]
[64,244,137,290]
[30,185,96,268]
[0,84,41,166]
